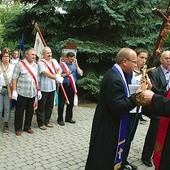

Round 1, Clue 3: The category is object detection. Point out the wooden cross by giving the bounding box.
[134,65,156,77]
[151,2,170,66]
[153,7,170,54]
[135,65,155,94]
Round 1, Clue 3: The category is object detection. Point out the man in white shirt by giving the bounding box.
[36,46,63,130]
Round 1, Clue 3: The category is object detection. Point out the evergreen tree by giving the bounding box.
[3,0,169,100]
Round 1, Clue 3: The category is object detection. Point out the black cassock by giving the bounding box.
[85,68,136,170]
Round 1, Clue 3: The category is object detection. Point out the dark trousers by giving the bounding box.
[141,118,160,160]
[14,95,35,131]
[58,84,74,122]
[11,99,17,110]
[36,91,55,126]
[121,113,140,169]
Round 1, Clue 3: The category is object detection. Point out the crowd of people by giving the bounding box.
[0,46,83,135]
[1,45,170,170]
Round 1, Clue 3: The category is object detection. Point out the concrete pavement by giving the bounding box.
[0,105,154,170]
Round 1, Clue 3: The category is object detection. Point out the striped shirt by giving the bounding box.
[38,58,60,92]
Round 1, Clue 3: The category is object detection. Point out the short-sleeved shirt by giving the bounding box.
[38,58,60,92]
[12,59,38,98]
[61,62,79,84]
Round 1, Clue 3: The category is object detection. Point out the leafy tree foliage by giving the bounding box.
[0,2,27,50]
[2,0,169,101]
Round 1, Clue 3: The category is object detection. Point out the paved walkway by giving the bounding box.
[0,105,155,170]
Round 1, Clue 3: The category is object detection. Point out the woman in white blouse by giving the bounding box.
[0,51,15,133]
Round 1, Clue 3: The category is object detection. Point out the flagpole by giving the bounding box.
[34,22,70,104]
[19,33,24,59]
[35,23,47,46]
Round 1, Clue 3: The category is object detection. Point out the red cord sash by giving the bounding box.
[153,90,170,170]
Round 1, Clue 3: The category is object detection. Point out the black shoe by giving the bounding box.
[141,158,152,167]
[65,119,76,124]
[124,163,137,170]
[58,121,65,126]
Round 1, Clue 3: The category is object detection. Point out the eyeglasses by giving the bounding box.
[164,57,170,60]
[125,58,137,64]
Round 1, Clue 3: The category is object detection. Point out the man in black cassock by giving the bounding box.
[85,48,138,170]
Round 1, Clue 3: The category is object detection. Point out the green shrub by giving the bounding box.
[77,71,103,102]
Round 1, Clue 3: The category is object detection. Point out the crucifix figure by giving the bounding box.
[136,65,155,93]
[134,65,155,106]
[152,7,170,54]
[136,65,148,93]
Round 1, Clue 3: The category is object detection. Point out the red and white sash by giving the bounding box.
[61,62,78,106]
[40,59,56,75]
[40,59,70,104]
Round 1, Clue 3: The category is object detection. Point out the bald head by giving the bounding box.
[115,47,137,74]
[42,46,51,55]
[115,48,136,64]
[42,46,52,60]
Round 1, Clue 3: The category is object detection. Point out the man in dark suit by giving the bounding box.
[85,48,138,170]
[141,50,170,167]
